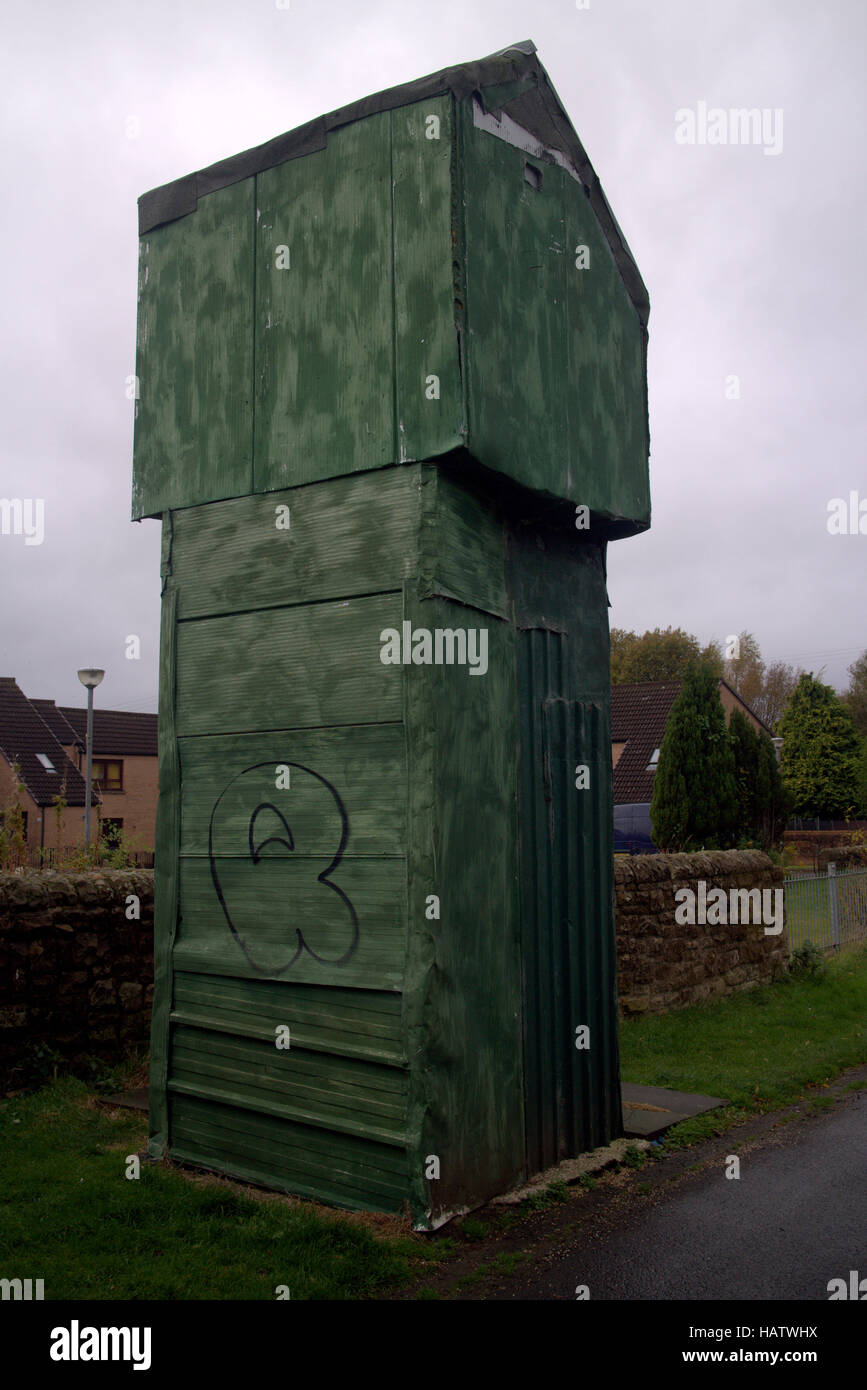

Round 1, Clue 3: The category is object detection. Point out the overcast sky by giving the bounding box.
[1,0,864,714]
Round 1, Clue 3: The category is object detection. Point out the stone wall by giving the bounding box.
[0,854,794,1088]
[0,869,154,1091]
[615,850,789,1015]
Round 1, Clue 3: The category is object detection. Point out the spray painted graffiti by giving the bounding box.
[208,761,359,974]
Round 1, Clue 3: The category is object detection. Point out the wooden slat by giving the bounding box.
[170,468,421,621]
[392,96,463,462]
[178,725,406,857]
[175,854,406,989]
[133,181,254,517]
[254,113,394,490]
[175,594,404,735]
[420,467,508,618]
[169,1093,410,1209]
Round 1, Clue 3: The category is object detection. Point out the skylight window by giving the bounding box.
[36,753,56,772]
[646,747,660,773]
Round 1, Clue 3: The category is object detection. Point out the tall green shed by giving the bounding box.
[134,41,650,1228]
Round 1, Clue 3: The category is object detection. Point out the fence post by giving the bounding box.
[828,863,840,949]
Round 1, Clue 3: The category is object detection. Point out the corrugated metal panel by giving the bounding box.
[517,634,622,1172]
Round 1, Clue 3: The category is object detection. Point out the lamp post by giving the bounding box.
[77,668,105,843]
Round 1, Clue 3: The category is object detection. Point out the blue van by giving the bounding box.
[613,802,657,855]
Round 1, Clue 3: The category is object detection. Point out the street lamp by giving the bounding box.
[77,668,105,843]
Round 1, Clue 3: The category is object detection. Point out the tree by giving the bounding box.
[651,664,739,850]
[752,660,801,732]
[755,731,789,849]
[843,650,867,738]
[778,673,861,819]
[855,737,867,818]
[729,708,760,840]
[611,626,722,684]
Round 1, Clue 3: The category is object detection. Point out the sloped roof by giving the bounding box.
[611,677,776,804]
[138,40,648,329]
[30,698,82,748]
[611,681,681,805]
[0,679,94,807]
[58,706,158,758]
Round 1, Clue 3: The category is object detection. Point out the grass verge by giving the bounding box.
[619,942,867,1147]
[0,1062,443,1300]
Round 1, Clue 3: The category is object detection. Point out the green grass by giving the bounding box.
[619,944,867,1146]
[0,1076,424,1300]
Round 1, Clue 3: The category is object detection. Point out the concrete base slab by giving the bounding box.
[621,1082,728,1139]
[492,1136,651,1205]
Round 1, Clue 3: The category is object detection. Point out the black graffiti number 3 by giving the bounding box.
[208,761,359,974]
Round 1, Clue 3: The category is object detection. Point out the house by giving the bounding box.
[611,679,776,851]
[0,678,94,853]
[34,701,158,849]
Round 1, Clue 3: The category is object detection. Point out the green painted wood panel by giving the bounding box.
[170,1027,407,1143]
[460,109,568,502]
[148,574,180,1157]
[460,103,649,524]
[561,171,649,523]
[133,181,254,518]
[170,468,421,621]
[175,854,406,990]
[169,1093,410,1212]
[171,973,404,1064]
[178,726,406,857]
[419,465,508,618]
[175,593,403,736]
[254,114,394,490]
[392,96,464,463]
[402,585,525,1224]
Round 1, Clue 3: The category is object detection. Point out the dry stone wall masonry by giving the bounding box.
[0,852,788,1088]
[0,870,154,1091]
[615,850,789,1015]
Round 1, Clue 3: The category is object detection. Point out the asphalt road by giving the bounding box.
[506,1091,867,1300]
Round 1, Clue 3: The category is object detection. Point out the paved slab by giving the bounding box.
[621,1083,728,1138]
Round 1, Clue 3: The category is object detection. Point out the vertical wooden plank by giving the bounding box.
[254,114,394,491]
[148,549,180,1157]
[392,96,463,464]
[561,171,649,521]
[133,181,254,518]
[460,103,567,497]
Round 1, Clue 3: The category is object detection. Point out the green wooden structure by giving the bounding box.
[134,41,650,1228]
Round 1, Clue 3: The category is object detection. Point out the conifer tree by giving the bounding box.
[651,665,739,850]
[778,673,860,819]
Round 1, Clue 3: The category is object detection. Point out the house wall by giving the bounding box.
[0,756,88,853]
[92,753,157,848]
[718,683,768,736]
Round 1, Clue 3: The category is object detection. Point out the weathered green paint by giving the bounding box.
[147,557,179,1158]
[132,61,648,530]
[459,100,649,522]
[134,182,254,518]
[254,113,394,489]
[170,468,420,621]
[140,48,647,1226]
[392,97,464,462]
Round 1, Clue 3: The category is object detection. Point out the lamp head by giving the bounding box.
[77,668,105,690]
